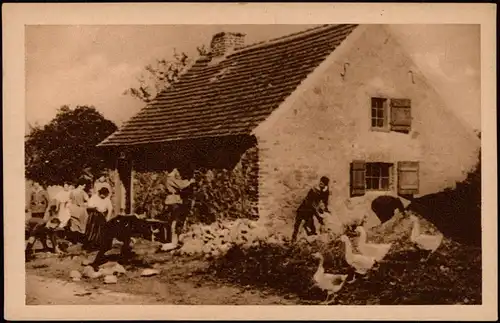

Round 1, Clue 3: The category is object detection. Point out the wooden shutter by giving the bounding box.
[397,161,419,195]
[350,160,366,197]
[390,98,412,133]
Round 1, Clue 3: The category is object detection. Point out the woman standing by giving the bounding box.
[163,168,195,243]
[53,181,72,228]
[67,179,90,243]
[29,182,49,219]
[94,171,112,194]
[84,187,113,251]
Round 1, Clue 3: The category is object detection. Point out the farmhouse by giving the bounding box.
[98,24,480,233]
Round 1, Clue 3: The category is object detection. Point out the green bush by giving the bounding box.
[133,156,258,224]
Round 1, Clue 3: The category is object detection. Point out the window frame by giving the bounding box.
[365,162,394,192]
[370,97,390,132]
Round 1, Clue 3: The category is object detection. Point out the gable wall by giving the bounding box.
[254,25,480,233]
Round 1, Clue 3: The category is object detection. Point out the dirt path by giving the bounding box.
[26,274,164,305]
[25,241,300,305]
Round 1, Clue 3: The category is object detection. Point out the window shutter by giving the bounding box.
[397,161,419,195]
[350,160,366,197]
[390,98,412,133]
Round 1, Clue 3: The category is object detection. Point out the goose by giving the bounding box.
[312,252,348,305]
[160,220,180,251]
[409,215,443,261]
[340,235,376,282]
[355,226,392,262]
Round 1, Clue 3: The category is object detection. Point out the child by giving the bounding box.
[84,187,113,251]
[291,176,330,243]
[25,206,61,259]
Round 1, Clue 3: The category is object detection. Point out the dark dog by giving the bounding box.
[90,215,151,270]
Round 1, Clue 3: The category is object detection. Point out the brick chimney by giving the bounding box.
[210,32,246,57]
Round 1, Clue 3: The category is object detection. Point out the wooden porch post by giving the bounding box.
[129,159,135,214]
[113,160,123,216]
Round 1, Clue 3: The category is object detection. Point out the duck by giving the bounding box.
[409,215,443,261]
[355,226,392,262]
[312,252,348,305]
[340,235,376,281]
[160,220,180,251]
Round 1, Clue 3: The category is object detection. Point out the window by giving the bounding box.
[371,98,388,129]
[350,160,420,197]
[370,97,412,133]
[366,162,392,191]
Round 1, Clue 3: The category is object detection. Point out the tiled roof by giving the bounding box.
[98,24,358,147]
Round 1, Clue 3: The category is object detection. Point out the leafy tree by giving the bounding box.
[25,105,118,186]
[124,46,208,103]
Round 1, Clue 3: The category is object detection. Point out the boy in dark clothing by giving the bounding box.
[25,206,61,259]
[291,176,330,243]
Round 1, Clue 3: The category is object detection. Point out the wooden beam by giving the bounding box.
[129,159,135,214]
[113,162,123,216]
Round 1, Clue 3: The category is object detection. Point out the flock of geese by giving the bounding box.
[312,213,444,305]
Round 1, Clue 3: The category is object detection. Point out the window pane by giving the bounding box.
[366,178,372,189]
[371,119,377,127]
[377,108,385,118]
[371,108,377,118]
[381,178,389,189]
[377,119,384,127]
[366,165,373,176]
[381,165,389,177]
[371,178,379,189]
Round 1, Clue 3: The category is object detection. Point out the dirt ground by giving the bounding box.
[25,240,299,305]
[25,213,481,306]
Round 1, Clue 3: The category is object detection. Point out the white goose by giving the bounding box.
[340,235,376,280]
[160,220,180,251]
[409,215,443,260]
[312,252,348,305]
[355,226,392,262]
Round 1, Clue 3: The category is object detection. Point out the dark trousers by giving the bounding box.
[291,209,317,243]
[163,203,189,243]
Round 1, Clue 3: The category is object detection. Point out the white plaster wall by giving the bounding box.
[255,25,480,233]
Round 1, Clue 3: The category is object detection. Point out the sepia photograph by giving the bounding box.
[3,3,497,321]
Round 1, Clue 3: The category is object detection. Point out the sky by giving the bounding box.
[25,24,481,132]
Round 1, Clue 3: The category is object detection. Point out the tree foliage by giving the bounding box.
[124,46,208,103]
[25,105,118,186]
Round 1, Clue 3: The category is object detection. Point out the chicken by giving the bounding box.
[340,235,376,281]
[355,226,392,262]
[409,215,443,261]
[312,252,348,304]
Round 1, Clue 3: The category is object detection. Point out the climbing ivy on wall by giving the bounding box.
[133,147,259,224]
